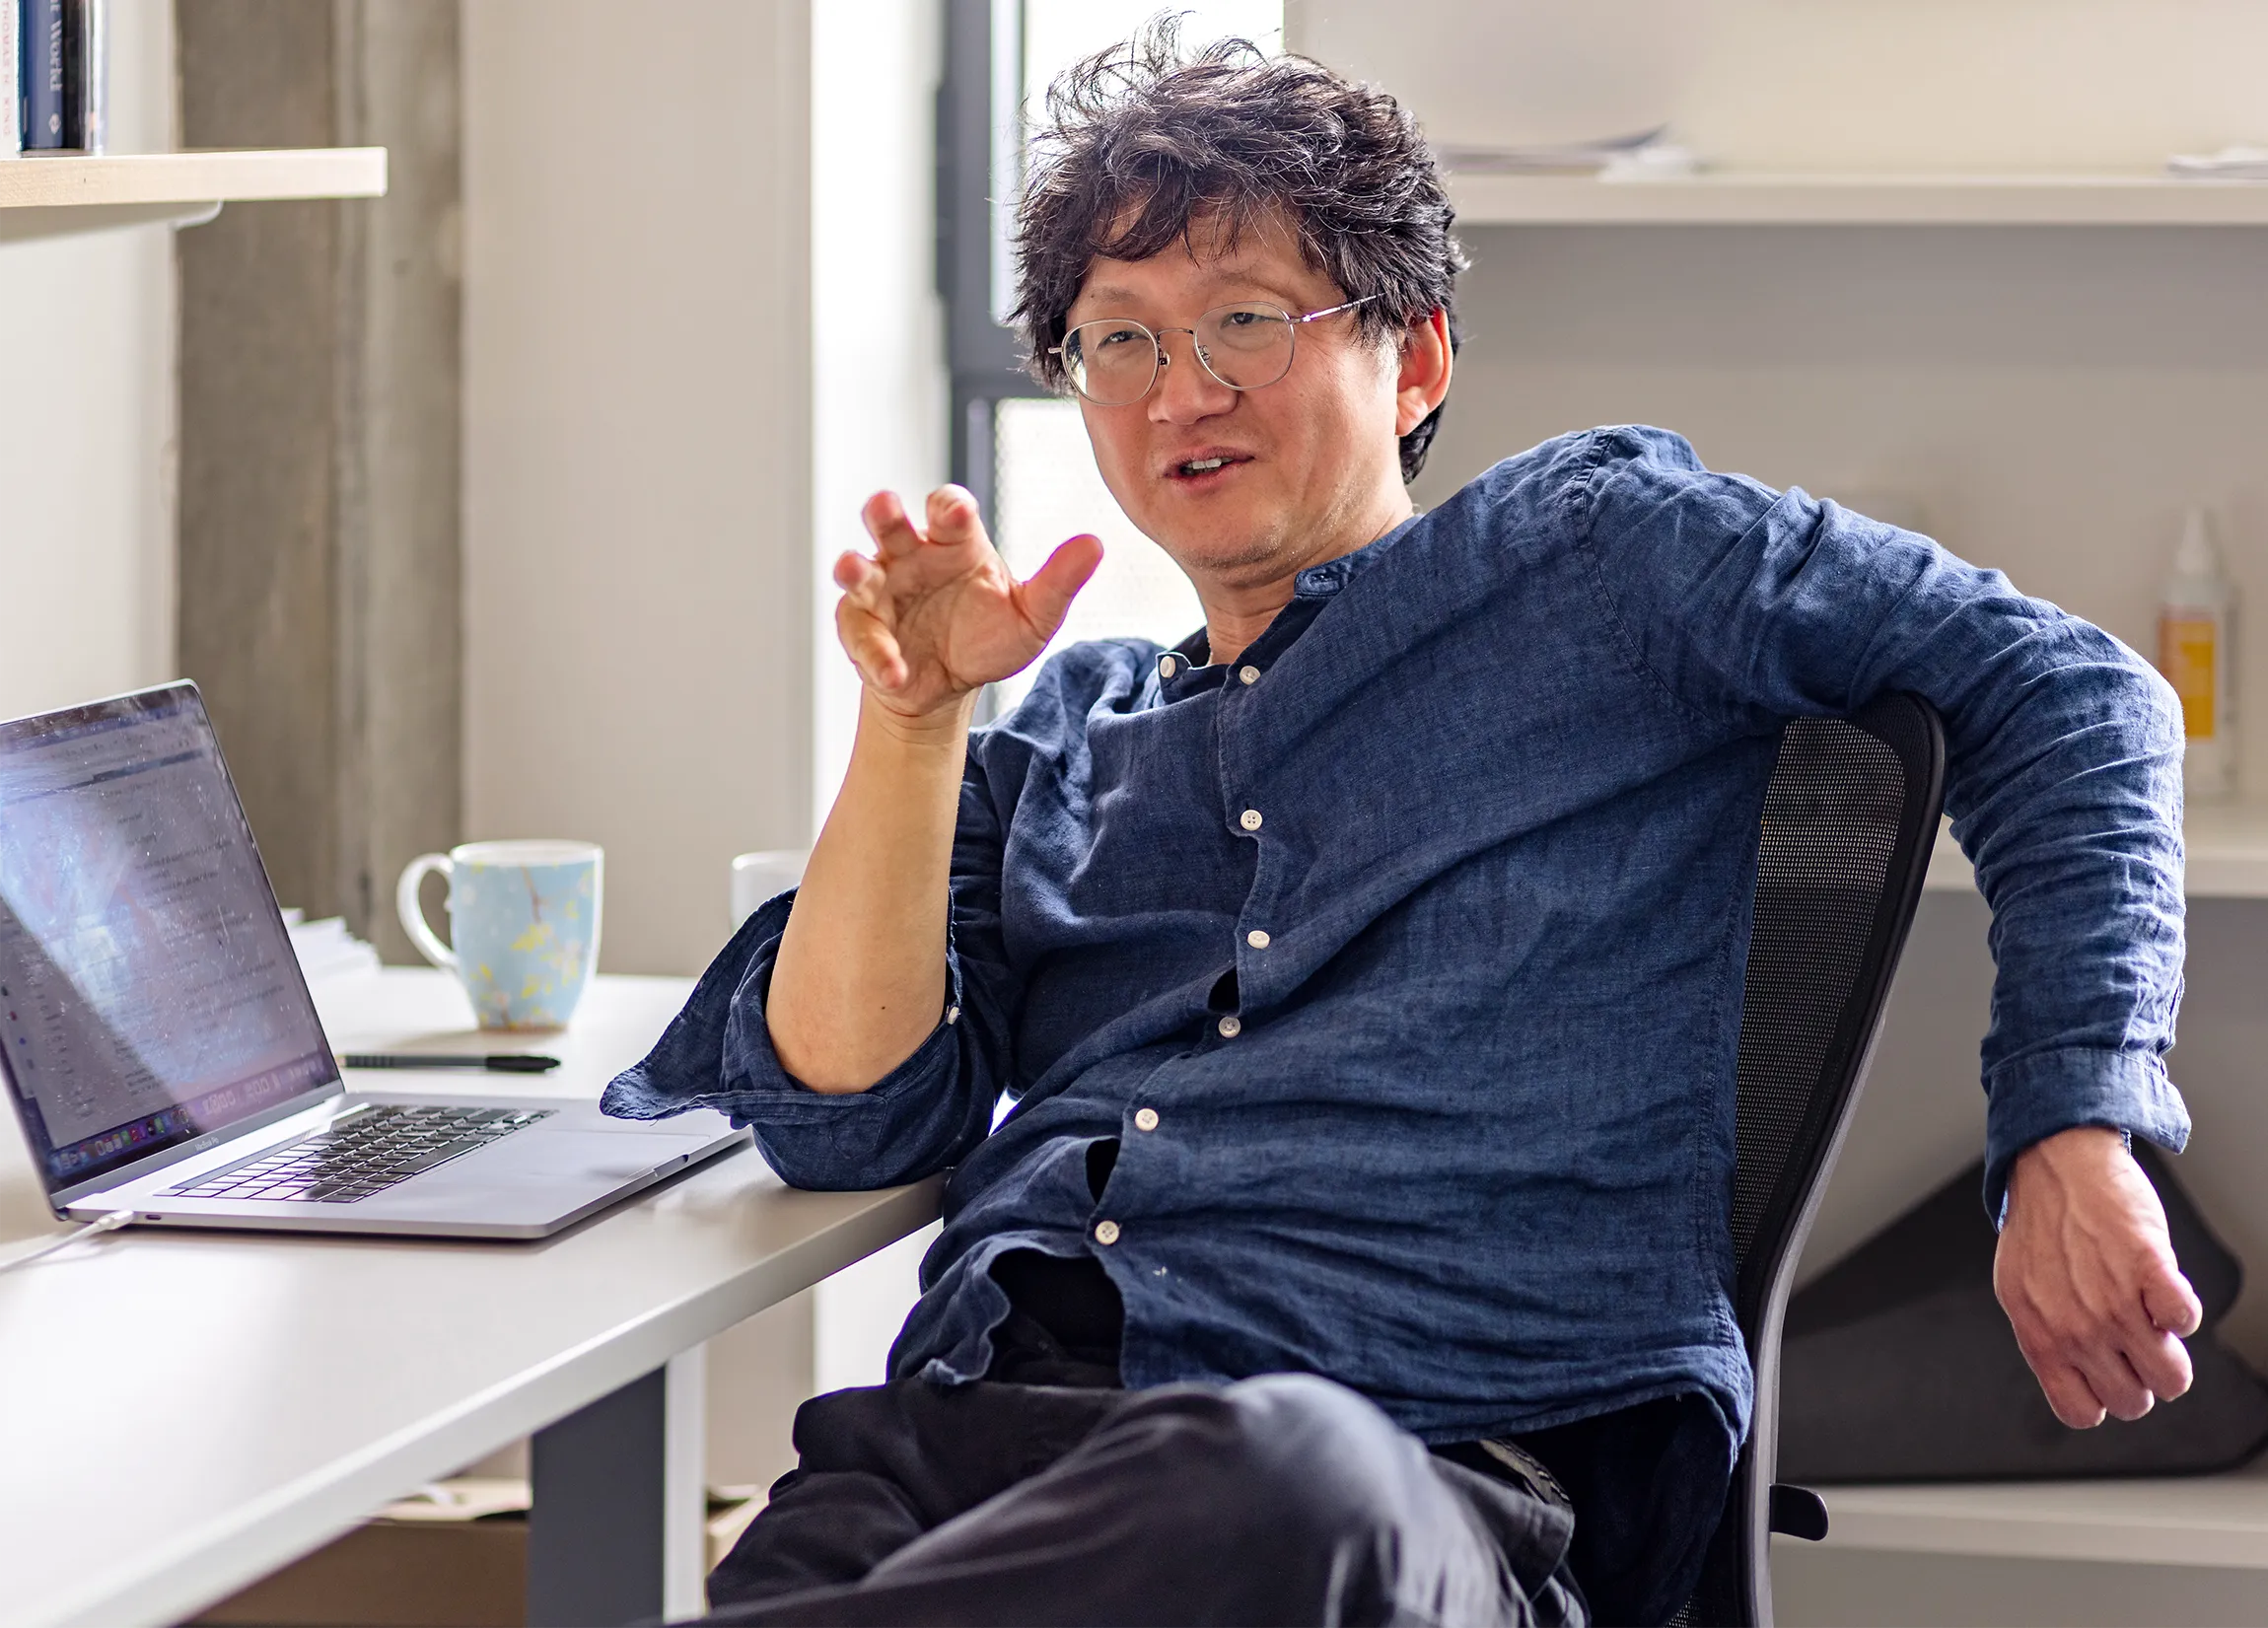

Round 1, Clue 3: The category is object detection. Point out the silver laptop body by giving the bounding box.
[0,683,745,1240]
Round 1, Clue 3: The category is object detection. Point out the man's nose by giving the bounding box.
[1148,330,1236,424]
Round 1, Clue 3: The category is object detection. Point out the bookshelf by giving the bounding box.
[0,148,387,243]
[1447,172,2268,228]
[1807,1457,2268,1570]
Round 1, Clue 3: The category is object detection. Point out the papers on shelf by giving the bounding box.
[280,908,383,990]
[1433,125,1671,175]
[2167,144,2268,179]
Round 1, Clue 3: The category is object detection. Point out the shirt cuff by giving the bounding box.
[602,887,968,1126]
[1981,1045,2191,1223]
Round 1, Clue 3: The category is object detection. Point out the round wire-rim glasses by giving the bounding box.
[1050,295,1378,407]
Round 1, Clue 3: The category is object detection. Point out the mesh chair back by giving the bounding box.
[1686,694,1946,1627]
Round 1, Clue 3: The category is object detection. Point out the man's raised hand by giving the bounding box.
[1994,1125,2205,1428]
[835,485,1102,723]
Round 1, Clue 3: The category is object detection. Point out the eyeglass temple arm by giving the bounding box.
[1290,293,1380,325]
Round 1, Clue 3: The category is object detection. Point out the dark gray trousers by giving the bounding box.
[700,1372,1586,1627]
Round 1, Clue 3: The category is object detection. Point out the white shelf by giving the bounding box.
[1447,172,2268,228]
[1813,1459,2268,1569]
[1927,804,2268,898]
[0,148,387,243]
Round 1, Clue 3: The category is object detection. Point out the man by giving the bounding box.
[607,32,2200,1627]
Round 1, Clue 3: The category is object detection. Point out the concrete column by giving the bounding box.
[176,0,461,958]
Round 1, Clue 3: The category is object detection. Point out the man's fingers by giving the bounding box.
[924,484,987,548]
[1018,533,1104,641]
[2020,1339,2110,1428]
[834,596,907,690]
[2075,1347,2157,1423]
[863,490,924,558]
[2143,1261,2205,1339]
[2122,1318,2195,1403]
[2047,1378,2109,1429]
[833,550,886,609]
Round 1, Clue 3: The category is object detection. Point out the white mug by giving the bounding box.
[397,840,603,1029]
[731,848,809,929]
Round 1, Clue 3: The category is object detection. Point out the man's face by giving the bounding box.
[1065,213,1419,591]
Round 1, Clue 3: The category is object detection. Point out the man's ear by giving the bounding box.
[1393,309,1453,438]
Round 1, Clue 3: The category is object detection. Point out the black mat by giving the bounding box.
[1780,1141,2268,1482]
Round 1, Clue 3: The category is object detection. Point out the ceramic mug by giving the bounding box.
[730,848,810,930]
[396,840,603,1029]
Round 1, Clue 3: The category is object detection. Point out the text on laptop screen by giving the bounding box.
[0,687,335,1192]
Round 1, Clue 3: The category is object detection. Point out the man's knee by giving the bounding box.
[1105,1374,1440,1550]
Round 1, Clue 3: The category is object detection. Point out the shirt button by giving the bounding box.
[1239,665,1260,685]
[945,1006,959,1025]
[1240,809,1263,831]
[1217,1015,1241,1038]
[1095,1219,1121,1245]
[1134,1107,1160,1132]
[1158,654,1179,679]
[1245,929,1270,949]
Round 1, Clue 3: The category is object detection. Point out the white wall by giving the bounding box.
[1671,0,2268,173]
[810,0,950,826]
[462,0,815,981]
[0,0,177,725]
[1293,0,2268,173]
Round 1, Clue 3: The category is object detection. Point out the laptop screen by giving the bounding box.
[0,685,337,1196]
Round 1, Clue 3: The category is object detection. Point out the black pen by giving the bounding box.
[341,1052,563,1074]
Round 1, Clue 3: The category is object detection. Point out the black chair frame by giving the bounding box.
[1683,692,1948,1627]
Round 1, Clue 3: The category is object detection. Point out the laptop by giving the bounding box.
[0,682,747,1239]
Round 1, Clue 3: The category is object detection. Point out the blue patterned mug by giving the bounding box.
[396,840,603,1029]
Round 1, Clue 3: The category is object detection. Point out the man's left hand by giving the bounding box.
[1994,1125,2205,1427]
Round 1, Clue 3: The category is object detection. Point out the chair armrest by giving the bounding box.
[1768,1483,1829,1541]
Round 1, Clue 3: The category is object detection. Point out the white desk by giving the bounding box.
[0,969,944,1628]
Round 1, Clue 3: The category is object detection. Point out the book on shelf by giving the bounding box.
[0,0,17,153]
[14,0,104,156]
[21,0,64,151]
[61,0,99,152]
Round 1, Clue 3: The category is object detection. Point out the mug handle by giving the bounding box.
[395,853,458,970]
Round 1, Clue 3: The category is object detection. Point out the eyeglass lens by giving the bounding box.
[1063,304,1297,406]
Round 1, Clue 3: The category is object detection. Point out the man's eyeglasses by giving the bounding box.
[1051,295,1377,407]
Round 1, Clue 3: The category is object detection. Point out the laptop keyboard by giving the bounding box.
[161,1103,555,1204]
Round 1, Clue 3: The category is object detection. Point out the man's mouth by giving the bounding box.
[1169,453,1250,480]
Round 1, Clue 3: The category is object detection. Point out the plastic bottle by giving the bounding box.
[2159,507,2238,801]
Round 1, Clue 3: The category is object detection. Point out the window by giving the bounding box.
[942,0,1283,712]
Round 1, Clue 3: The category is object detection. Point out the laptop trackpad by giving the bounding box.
[445,1127,713,1187]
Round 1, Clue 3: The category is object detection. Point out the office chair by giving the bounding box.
[1678,693,1948,1628]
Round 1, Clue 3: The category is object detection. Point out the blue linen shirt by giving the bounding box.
[605,425,2190,1451]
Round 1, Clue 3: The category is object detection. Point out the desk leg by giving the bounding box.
[528,1346,709,1625]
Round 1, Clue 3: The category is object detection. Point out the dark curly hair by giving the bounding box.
[1012,21,1467,482]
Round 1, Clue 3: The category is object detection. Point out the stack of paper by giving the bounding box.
[2168,145,2268,180]
[1433,126,1670,175]
[280,908,383,990]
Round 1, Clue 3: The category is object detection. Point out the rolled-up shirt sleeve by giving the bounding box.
[1575,426,2189,1218]
[601,758,1020,1191]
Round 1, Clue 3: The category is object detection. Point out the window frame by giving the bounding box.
[936,0,1052,531]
